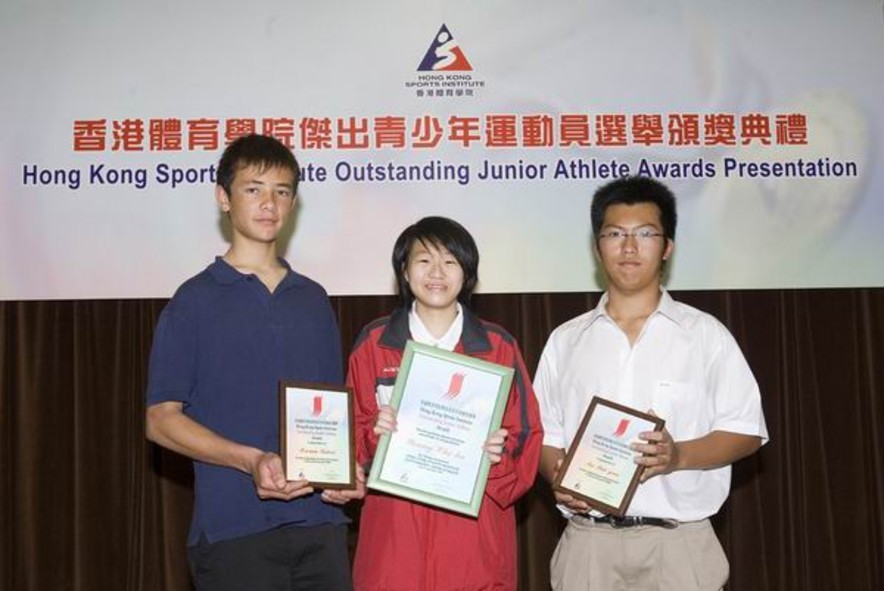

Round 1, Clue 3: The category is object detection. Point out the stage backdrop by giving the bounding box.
[2,0,882,300]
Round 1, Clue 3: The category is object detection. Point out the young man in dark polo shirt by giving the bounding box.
[146,134,362,590]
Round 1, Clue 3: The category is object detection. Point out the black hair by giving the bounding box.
[590,176,677,242]
[391,216,479,307]
[216,134,300,196]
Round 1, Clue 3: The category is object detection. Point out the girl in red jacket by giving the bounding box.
[348,216,543,590]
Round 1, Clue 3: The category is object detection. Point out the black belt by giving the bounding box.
[583,515,680,529]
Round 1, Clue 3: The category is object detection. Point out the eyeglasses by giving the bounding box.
[598,229,665,244]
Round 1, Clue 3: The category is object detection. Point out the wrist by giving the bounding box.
[237,446,266,475]
[672,441,685,472]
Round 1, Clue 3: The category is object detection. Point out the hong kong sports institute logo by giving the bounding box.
[405,24,485,98]
[418,24,473,71]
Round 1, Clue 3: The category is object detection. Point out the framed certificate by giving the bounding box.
[367,341,514,517]
[553,396,664,516]
[279,381,356,490]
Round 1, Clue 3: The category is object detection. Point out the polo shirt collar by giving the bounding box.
[207,256,307,290]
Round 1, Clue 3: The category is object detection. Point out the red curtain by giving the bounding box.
[2,289,883,590]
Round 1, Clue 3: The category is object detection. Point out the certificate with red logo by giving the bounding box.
[279,381,356,490]
[554,396,664,516]
[367,341,513,517]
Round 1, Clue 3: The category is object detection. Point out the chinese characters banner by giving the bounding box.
[1,0,881,299]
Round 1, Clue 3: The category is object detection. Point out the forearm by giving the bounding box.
[675,431,761,471]
[145,402,263,474]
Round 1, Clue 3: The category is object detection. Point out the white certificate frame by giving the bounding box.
[366,341,514,517]
[279,381,356,490]
[553,396,664,516]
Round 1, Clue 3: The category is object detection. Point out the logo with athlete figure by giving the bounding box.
[417,24,473,71]
[405,24,484,98]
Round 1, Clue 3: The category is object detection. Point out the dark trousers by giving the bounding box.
[188,523,353,591]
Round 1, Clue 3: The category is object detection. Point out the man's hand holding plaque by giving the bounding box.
[553,396,665,516]
[279,381,357,490]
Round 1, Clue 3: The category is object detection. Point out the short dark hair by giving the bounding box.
[392,216,479,307]
[216,134,300,196]
[590,177,677,242]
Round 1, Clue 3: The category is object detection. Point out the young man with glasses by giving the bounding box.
[535,176,768,591]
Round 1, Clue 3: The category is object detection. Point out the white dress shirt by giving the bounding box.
[534,290,768,521]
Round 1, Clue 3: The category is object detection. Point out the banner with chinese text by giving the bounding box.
[1,0,881,299]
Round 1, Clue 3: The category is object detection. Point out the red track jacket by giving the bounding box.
[348,306,543,591]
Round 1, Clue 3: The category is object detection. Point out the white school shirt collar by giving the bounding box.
[408,302,464,351]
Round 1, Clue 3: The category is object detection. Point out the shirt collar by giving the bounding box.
[379,303,492,353]
[654,289,687,326]
[408,302,464,351]
[589,288,687,328]
[207,256,306,290]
